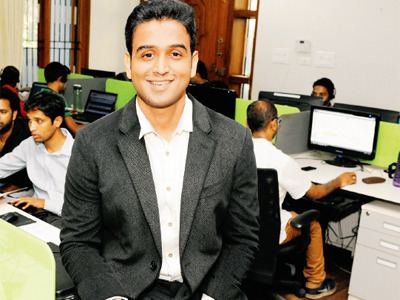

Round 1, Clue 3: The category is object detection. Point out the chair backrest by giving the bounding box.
[0,220,55,299]
[247,168,281,283]
[105,78,137,110]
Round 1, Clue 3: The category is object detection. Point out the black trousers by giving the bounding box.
[138,279,202,300]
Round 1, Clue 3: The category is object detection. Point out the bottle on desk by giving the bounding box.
[388,152,400,187]
[73,84,83,112]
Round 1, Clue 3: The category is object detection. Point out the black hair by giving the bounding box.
[313,77,335,100]
[0,66,20,87]
[125,0,196,55]
[24,90,65,122]
[44,62,70,83]
[247,100,277,133]
[0,87,20,113]
[196,60,208,80]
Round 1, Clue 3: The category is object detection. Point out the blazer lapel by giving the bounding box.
[117,99,162,255]
[180,98,216,254]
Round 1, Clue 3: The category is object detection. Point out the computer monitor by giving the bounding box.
[258,91,323,111]
[28,82,48,101]
[186,84,236,119]
[81,68,116,78]
[333,102,399,124]
[308,106,380,167]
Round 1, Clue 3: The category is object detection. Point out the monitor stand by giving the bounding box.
[325,155,358,168]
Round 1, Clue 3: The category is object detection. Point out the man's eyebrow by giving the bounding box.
[135,44,188,53]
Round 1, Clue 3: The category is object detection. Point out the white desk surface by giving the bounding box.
[0,198,60,245]
[292,151,400,205]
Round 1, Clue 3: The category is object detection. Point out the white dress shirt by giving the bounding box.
[252,138,311,242]
[0,128,74,215]
[136,97,192,282]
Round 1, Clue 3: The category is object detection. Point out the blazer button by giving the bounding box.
[150,260,157,271]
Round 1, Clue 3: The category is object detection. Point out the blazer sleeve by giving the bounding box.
[202,130,259,299]
[59,130,128,300]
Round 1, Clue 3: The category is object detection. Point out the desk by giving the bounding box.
[292,151,399,204]
[292,151,400,300]
[0,197,60,245]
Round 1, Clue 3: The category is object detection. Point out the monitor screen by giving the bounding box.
[28,82,48,101]
[308,106,380,167]
[85,90,117,116]
[258,91,323,111]
[186,84,236,119]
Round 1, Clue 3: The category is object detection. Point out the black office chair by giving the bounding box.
[244,168,319,299]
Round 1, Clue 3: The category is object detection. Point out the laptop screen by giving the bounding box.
[85,90,117,116]
[28,82,48,101]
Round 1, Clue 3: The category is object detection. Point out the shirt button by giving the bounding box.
[168,253,173,258]
[166,186,171,192]
[168,222,173,227]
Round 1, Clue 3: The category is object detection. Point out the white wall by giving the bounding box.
[252,0,400,111]
[89,0,140,74]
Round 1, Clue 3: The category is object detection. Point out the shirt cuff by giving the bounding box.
[105,297,128,300]
[201,293,215,300]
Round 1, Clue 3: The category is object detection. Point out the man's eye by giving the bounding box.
[171,51,182,58]
[142,52,153,59]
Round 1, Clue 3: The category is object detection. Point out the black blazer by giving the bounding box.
[60,96,259,300]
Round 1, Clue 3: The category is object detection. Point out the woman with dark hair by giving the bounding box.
[0,65,27,117]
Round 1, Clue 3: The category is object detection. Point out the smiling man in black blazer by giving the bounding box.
[60,1,259,299]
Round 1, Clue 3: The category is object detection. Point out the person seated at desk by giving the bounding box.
[312,77,335,107]
[42,62,85,135]
[190,60,229,89]
[0,88,32,192]
[0,65,27,118]
[0,91,74,228]
[247,100,357,299]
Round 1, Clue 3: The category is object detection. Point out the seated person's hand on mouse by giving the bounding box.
[338,172,357,187]
[11,197,45,211]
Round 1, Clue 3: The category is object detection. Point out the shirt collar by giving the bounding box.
[136,95,193,140]
[37,128,74,155]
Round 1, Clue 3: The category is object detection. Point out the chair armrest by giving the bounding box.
[290,209,320,229]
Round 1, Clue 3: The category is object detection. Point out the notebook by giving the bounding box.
[73,90,117,123]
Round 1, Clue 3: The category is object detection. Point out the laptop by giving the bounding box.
[274,111,310,154]
[73,90,117,123]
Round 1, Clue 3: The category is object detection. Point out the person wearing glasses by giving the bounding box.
[0,91,74,228]
[247,100,356,299]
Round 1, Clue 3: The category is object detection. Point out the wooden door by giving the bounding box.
[182,0,234,83]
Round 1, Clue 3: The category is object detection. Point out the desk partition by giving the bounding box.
[0,220,55,299]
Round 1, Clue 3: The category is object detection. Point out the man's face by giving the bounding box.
[125,19,198,109]
[312,85,330,102]
[0,99,17,134]
[27,109,59,143]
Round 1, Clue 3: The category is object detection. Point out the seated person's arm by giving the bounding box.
[305,172,356,200]
[64,116,86,135]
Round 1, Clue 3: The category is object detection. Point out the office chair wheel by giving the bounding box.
[295,287,306,298]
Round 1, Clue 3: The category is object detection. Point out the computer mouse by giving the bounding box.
[0,212,18,224]
[13,203,36,213]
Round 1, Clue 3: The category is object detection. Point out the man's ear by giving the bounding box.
[53,115,63,128]
[124,52,132,80]
[190,50,199,78]
[12,110,18,121]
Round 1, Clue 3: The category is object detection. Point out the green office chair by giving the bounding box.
[0,219,55,299]
[105,78,137,110]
